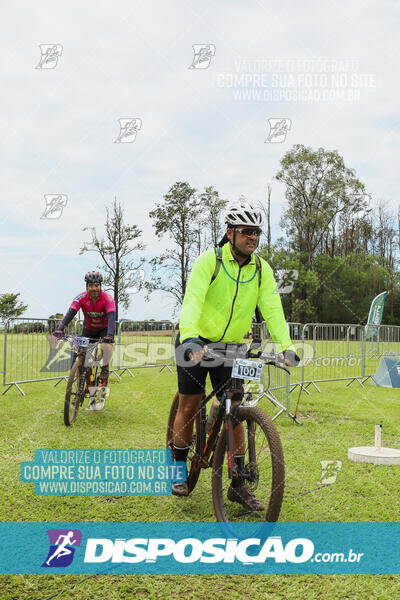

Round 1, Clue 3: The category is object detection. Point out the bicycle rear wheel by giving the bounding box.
[212,405,284,522]
[166,392,205,493]
[64,360,85,426]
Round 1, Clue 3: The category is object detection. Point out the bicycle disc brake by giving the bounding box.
[242,461,259,493]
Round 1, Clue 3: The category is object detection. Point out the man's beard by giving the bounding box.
[232,231,258,259]
[232,246,249,259]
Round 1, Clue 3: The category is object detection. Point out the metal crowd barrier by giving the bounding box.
[1,318,176,395]
[296,323,366,391]
[286,323,400,393]
[1,318,83,395]
[4,318,400,424]
[114,321,176,376]
[363,324,400,387]
[288,322,303,340]
[255,321,400,414]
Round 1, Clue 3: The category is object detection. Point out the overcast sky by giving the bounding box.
[1,0,398,321]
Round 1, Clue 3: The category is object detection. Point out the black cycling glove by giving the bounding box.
[283,349,300,366]
[181,337,206,361]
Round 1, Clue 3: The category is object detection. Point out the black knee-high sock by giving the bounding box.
[232,454,245,487]
[173,445,190,463]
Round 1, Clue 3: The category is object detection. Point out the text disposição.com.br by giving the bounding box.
[83,536,364,565]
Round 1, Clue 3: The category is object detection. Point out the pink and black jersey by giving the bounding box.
[70,291,116,331]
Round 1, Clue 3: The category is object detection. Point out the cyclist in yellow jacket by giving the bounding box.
[173,200,298,508]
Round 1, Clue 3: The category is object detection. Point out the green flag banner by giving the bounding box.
[365,291,387,340]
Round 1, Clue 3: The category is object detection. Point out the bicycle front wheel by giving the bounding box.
[166,392,204,493]
[64,360,84,426]
[212,405,284,522]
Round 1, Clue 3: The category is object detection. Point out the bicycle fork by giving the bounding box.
[196,398,221,470]
[77,368,87,406]
[225,379,244,480]
[225,395,234,479]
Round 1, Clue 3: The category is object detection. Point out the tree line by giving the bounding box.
[1,143,398,326]
[268,144,399,324]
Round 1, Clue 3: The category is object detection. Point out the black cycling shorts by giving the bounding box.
[81,327,108,341]
[175,334,245,397]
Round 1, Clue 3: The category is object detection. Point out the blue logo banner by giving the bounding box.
[1,522,399,574]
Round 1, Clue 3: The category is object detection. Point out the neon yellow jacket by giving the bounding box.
[179,242,293,351]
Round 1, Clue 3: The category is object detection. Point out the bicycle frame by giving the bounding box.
[191,376,243,481]
[63,334,109,426]
[66,336,103,405]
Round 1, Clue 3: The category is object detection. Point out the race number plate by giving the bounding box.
[231,358,263,381]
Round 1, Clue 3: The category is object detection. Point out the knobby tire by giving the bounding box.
[64,360,84,426]
[212,405,284,522]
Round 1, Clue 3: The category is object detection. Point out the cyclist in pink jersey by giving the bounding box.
[54,271,116,389]
[70,287,116,331]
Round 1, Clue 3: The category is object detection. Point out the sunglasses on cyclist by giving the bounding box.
[235,226,262,238]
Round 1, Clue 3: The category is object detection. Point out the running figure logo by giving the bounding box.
[41,340,72,373]
[275,269,299,294]
[114,118,142,143]
[318,460,342,485]
[126,268,146,294]
[40,194,67,220]
[188,45,216,69]
[42,529,82,567]
[35,44,63,69]
[264,118,291,143]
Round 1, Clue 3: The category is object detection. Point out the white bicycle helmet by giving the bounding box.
[225,200,264,227]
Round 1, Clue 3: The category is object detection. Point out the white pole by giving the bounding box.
[375,424,382,451]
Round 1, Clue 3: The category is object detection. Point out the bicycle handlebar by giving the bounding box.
[259,355,291,374]
[203,347,291,374]
[53,334,107,347]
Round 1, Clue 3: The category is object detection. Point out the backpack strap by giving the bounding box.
[210,247,262,287]
[254,255,263,326]
[210,246,223,285]
[254,254,262,288]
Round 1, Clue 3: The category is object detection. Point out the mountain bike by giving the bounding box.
[58,335,109,426]
[166,346,289,522]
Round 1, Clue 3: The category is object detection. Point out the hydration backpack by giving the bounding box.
[210,245,262,287]
[209,245,263,326]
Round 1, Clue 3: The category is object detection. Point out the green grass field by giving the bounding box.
[1,362,400,599]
